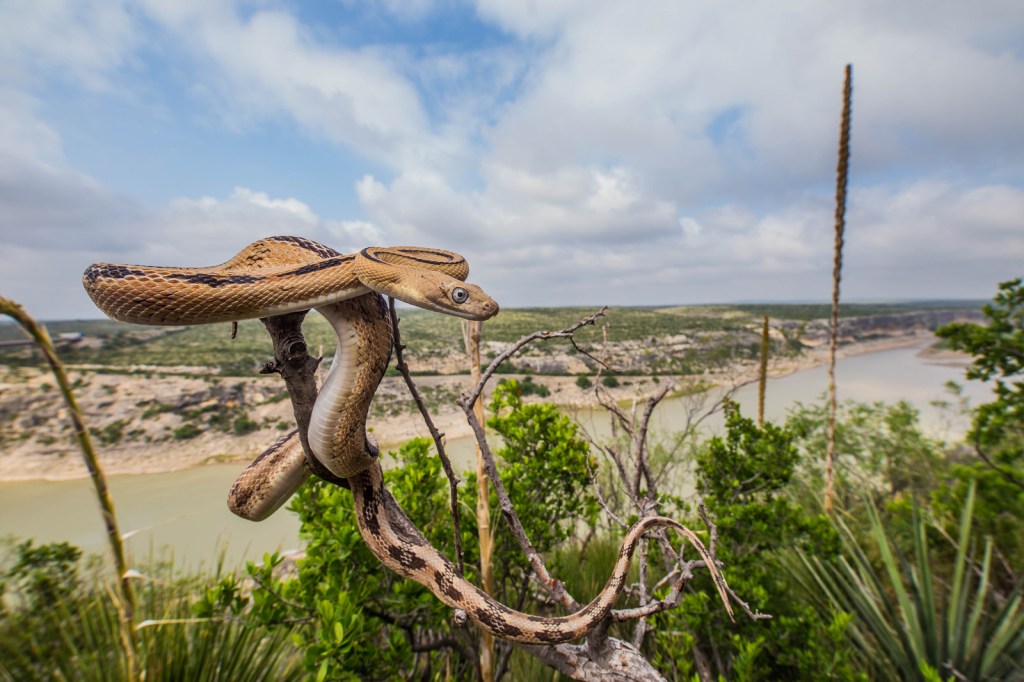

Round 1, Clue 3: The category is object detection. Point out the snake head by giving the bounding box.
[439,278,499,320]
[395,270,499,320]
[355,248,499,321]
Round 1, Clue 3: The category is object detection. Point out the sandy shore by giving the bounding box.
[0,333,957,482]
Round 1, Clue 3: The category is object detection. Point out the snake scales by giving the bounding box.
[83,236,713,644]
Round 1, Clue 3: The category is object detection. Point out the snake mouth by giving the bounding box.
[443,299,499,321]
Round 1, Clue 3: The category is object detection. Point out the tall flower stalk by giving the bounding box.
[826,64,853,512]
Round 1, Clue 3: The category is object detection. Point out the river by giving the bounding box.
[0,341,990,571]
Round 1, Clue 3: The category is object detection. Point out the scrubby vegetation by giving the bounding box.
[0,284,1017,680]
[0,301,980,377]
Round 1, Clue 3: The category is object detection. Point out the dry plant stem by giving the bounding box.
[758,315,769,427]
[0,296,138,679]
[461,317,495,682]
[458,402,581,611]
[457,307,608,610]
[387,298,465,574]
[825,63,853,513]
[632,540,650,647]
[260,312,348,488]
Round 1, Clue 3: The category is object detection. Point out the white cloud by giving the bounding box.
[851,181,1024,265]
[0,89,65,164]
[0,0,138,88]
[149,186,382,263]
[0,179,392,318]
[1,0,1022,318]
[138,2,457,171]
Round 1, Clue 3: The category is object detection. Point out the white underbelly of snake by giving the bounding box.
[82,236,703,645]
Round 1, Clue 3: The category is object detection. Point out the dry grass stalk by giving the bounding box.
[0,295,138,679]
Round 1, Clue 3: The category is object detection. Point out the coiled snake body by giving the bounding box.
[83,236,701,644]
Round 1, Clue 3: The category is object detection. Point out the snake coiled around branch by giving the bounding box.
[83,236,720,644]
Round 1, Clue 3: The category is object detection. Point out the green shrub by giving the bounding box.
[575,375,593,389]
[172,423,201,440]
[200,383,598,680]
[651,402,860,680]
[91,419,127,446]
[232,414,260,435]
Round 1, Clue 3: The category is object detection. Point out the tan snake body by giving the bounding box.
[83,236,708,644]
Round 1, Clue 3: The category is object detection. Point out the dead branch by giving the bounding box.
[387,298,465,574]
[260,311,348,488]
[260,304,748,681]
[460,306,608,410]
[454,308,611,611]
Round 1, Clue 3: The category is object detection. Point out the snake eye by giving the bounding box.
[451,287,469,304]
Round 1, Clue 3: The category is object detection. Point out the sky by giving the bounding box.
[1,0,1022,320]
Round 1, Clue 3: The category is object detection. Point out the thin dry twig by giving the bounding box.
[461,306,608,410]
[388,298,465,575]
[585,455,629,529]
[758,315,770,427]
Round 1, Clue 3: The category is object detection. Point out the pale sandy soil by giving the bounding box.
[0,333,954,481]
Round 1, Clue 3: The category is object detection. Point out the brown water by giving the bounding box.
[0,342,988,571]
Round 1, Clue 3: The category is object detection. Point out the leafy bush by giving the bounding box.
[786,398,946,507]
[198,381,599,680]
[575,375,593,389]
[650,402,860,680]
[172,423,201,440]
[498,375,550,397]
[91,419,127,446]
[232,414,260,435]
[934,279,1024,586]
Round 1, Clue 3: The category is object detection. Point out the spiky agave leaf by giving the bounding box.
[791,484,1024,681]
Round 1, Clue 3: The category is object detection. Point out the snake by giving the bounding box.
[83,235,721,644]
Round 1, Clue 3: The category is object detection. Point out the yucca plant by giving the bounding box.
[793,484,1024,680]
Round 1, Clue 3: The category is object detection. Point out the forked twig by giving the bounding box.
[461,307,608,410]
[456,308,608,609]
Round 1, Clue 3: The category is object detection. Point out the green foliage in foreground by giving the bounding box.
[794,484,1024,681]
[649,402,861,681]
[0,540,303,682]
[934,278,1024,578]
[199,380,598,680]
[786,398,947,509]
[936,278,1024,458]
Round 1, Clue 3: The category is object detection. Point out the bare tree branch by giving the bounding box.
[454,308,611,611]
[461,306,608,410]
[387,298,465,574]
[257,303,751,681]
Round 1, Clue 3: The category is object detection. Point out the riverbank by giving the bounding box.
[0,332,957,482]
